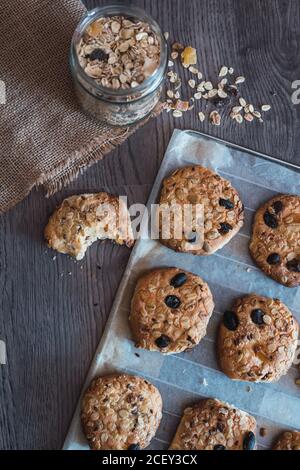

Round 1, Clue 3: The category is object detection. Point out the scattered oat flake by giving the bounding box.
[204,81,213,90]
[198,112,205,122]
[232,106,243,114]
[168,60,174,67]
[166,90,174,98]
[208,89,218,98]
[235,76,245,84]
[210,110,221,125]
[189,66,198,74]
[244,113,254,122]
[219,66,228,77]
[174,91,180,99]
[194,92,202,100]
[173,110,183,118]
[218,89,227,98]
[239,97,247,107]
[228,67,234,74]
[261,104,271,111]
[164,31,169,40]
[252,110,262,118]
[188,79,196,88]
[219,78,228,87]
[232,113,243,123]
[171,51,179,60]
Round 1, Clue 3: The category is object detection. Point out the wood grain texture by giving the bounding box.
[0,0,300,449]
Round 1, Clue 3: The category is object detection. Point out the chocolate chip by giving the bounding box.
[170,273,187,288]
[165,295,181,308]
[286,259,300,272]
[243,431,256,450]
[128,443,140,450]
[219,198,234,210]
[219,223,233,235]
[155,335,171,349]
[214,444,225,450]
[263,210,278,229]
[89,48,109,61]
[251,309,264,325]
[272,200,283,214]
[267,253,280,265]
[223,311,239,331]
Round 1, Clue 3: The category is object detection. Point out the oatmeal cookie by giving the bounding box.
[81,374,162,450]
[218,294,299,382]
[249,195,300,287]
[158,166,244,255]
[45,192,134,260]
[129,267,214,354]
[273,431,300,450]
[169,398,256,450]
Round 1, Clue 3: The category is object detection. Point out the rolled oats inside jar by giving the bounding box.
[70,5,167,126]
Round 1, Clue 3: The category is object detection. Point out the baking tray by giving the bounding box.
[63,129,300,450]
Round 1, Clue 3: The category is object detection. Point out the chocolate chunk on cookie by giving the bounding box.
[45,192,134,260]
[273,431,300,450]
[218,294,299,382]
[158,165,244,255]
[169,398,256,450]
[249,195,300,287]
[129,267,214,354]
[81,374,162,450]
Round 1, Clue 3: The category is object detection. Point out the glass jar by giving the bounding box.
[70,4,167,126]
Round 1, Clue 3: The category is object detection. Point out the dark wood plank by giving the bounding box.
[0,0,300,449]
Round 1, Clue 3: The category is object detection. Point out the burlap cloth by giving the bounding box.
[0,0,163,214]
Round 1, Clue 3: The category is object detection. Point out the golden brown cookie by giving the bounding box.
[45,192,134,260]
[158,165,244,255]
[273,431,300,450]
[129,267,214,354]
[81,374,162,450]
[218,294,299,382]
[249,195,300,287]
[169,398,257,450]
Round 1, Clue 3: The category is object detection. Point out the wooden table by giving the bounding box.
[0,0,299,449]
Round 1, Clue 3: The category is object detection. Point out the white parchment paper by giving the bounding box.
[64,130,300,451]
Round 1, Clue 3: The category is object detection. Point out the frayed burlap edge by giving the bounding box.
[7,103,163,212]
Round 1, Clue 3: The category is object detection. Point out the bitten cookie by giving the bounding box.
[45,192,134,260]
[273,431,300,450]
[129,267,214,354]
[169,398,256,450]
[218,294,299,382]
[81,374,162,450]
[158,165,244,255]
[249,195,300,287]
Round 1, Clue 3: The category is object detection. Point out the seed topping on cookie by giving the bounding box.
[130,267,214,354]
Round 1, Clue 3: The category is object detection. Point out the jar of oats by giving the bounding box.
[70,5,167,126]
